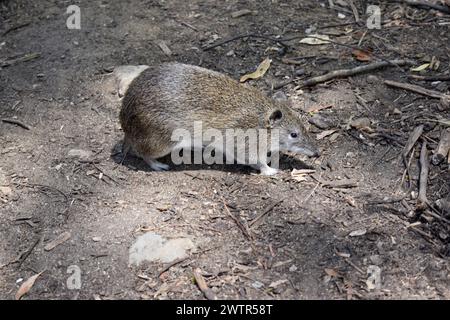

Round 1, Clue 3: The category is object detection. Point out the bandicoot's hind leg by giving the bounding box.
[143,156,170,171]
[121,136,132,165]
[140,143,174,171]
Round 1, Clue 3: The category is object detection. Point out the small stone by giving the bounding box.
[226,50,235,57]
[129,233,195,265]
[92,237,101,242]
[393,108,401,115]
[289,265,298,272]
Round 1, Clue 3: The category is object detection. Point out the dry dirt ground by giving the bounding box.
[0,0,449,300]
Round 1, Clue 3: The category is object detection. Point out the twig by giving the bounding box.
[402,125,423,188]
[384,79,450,99]
[424,202,450,224]
[0,52,40,67]
[2,21,31,36]
[298,60,413,88]
[344,258,365,275]
[408,74,450,82]
[431,129,450,165]
[203,33,288,51]
[249,198,285,228]
[348,0,360,22]
[2,118,31,130]
[397,0,450,14]
[304,35,410,74]
[18,238,40,267]
[301,181,321,204]
[193,268,217,300]
[221,196,254,241]
[176,20,199,32]
[418,141,429,205]
[158,257,189,277]
[312,175,358,188]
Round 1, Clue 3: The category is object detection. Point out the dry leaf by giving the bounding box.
[15,272,44,300]
[240,58,272,83]
[317,129,337,140]
[410,63,430,72]
[352,49,372,62]
[299,34,331,45]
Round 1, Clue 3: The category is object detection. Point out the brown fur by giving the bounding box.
[119,62,319,173]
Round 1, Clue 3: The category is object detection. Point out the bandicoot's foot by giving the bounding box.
[145,158,169,171]
[260,166,280,176]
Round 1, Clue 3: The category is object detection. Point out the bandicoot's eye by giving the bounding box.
[290,132,298,138]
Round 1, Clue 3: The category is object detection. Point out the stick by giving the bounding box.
[418,142,429,205]
[409,75,450,82]
[347,0,360,22]
[312,175,358,188]
[2,21,31,36]
[202,33,288,51]
[249,198,285,228]
[384,79,450,99]
[1,118,31,130]
[299,60,413,88]
[221,197,254,241]
[398,0,450,14]
[193,268,217,300]
[431,129,450,165]
[158,257,189,277]
[0,52,40,67]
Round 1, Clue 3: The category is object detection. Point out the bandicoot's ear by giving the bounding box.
[266,109,283,127]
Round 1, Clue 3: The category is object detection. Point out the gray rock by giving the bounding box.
[129,232,195,266]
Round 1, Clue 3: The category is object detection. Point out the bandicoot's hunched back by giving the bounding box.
[119,62,320,175]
